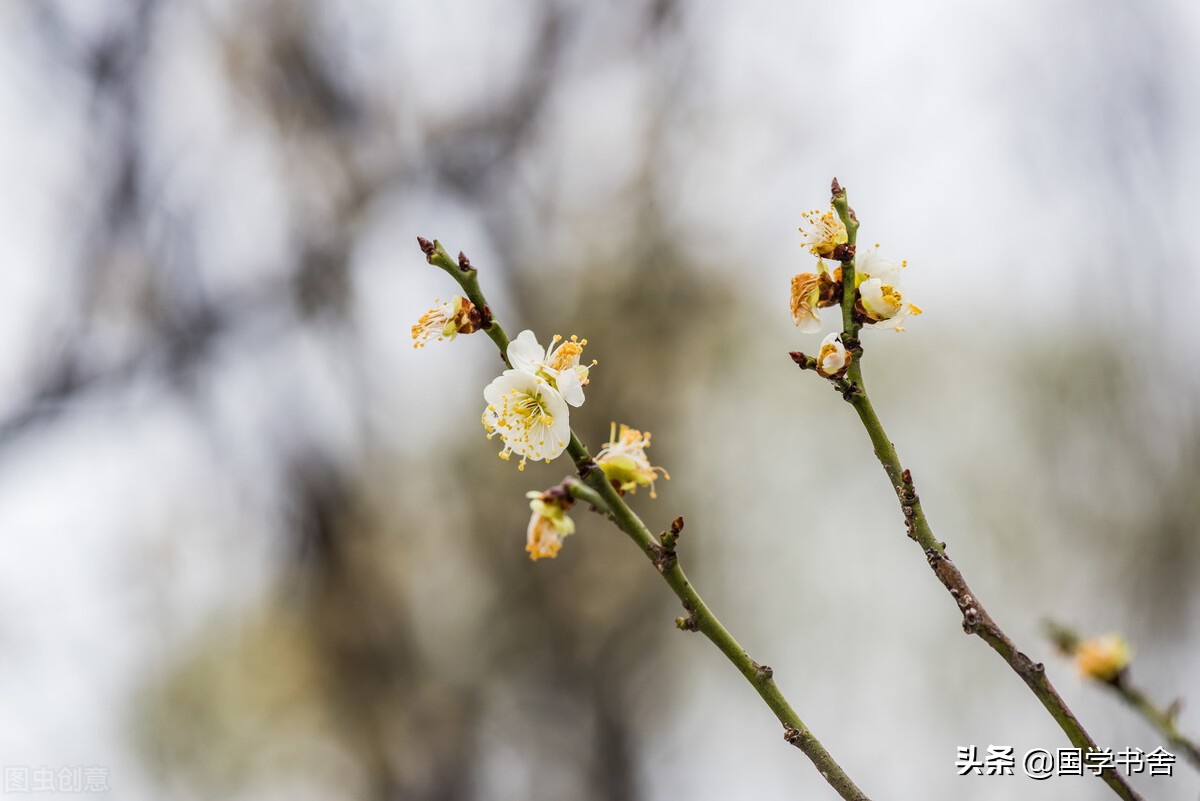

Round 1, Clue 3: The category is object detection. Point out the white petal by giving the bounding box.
[857,250,901,284]
[796,310,822,334]
[557,370,585,407]
[507,330,546,373]
[860,278,899,321]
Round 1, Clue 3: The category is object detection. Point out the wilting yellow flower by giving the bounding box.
[799,207,848,259]
[596,423,669,498]
[411,296,479,348]
[482,370,571,470]
[507,329,595,407]
[790,261,842,333]
[1075,634,1132,682]
[525,489,575,561]
[790,272,823,333]
[815,332,851,378]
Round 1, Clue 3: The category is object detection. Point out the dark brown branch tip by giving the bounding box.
[416,236,435,258]
[830,177,843,198]
[670,516,685,535]
[457,251,474,272]
[543,482,575,507]
[789,351,817,370]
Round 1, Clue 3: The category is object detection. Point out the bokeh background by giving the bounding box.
[1,1,1198,799]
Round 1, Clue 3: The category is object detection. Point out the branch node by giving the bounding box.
[834,378,860,401]
[675,607,699,632]
[753,660,774,680]
[457,250,474,272]
[784,725,809,748]
[656,517,683,572]
[650,539,676,573]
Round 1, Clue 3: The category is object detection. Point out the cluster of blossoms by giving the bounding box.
[412,295,670,561]
[524,423,668,560]
[790,205,922,376]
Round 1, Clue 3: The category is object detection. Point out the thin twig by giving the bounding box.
[1045,620,1200,771]
[804,180,1145,801]
[419,237,873,801]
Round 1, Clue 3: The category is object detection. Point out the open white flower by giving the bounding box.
[815,332,851,378]
[855,249,922,330]
[506,330,594,407]
[525,489,575,561]
[482,370,571,469]
[799,207,848,259]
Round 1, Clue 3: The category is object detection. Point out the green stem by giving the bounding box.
[819,187,1143,801]
[422,237,873,801]
[566,436,870,801]
[832,179,861,343]
[1117,683,1200,769]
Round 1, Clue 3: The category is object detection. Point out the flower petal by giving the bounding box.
[507,330,546,373]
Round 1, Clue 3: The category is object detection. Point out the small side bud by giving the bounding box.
[1075,634,1133,683]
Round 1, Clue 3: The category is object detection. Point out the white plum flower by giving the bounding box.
[505,329,594,407]
[799,207,848,259]
[815,333,851,378]
[854,249,922,330]
[482,370,571,470]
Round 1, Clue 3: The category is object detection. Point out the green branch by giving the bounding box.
[808,184,1144,801]
[420,237,873,801]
